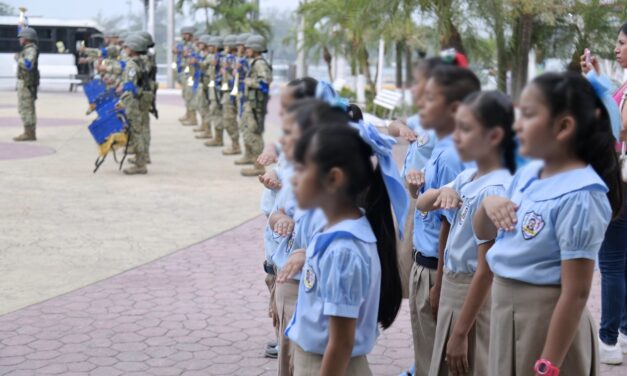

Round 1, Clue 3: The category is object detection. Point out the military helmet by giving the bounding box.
[196,34,210,46]
[18,27,38,42]
[118,31,130,42]
[212,36,224,49]
[200,34,213,45]
[181,26,195,35]
[136,31,155,48]
[124,34,147,53]
[245,34,267,53]
[223,34,238,49]
[236,33,252,45]
[106,45,120,59]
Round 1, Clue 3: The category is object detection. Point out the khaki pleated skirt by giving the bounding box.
[275,279,299,376]
[429,271,491,376]
[398,197,417,299]
[264,273,279,338]
[409,262,437,376]
[293,344,372,376]
[489,276,599,376]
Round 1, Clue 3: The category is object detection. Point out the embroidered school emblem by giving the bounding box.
[419,210,428,219]
[521,211,545,240]
[416,133,430,147]
[303,265,316,292]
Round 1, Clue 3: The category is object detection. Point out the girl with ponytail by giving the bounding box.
[473,72,623,375]
[285,121,407,375]
[415,90,516,375]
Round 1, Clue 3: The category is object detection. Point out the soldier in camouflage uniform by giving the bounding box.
[117,35,152,175]
[14,27,39,142]
[238,35,272,176]
[204,36,225,148]
[193,34,213,139]
[128,31,158,165]
[174,27,196,125]
[219,35,241,155]
[235,33,251,128]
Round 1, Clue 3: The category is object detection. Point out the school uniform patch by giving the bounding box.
[521,211,545,240]
[303,264,316,292]
[419,209,428,219]
[416,133,430,147]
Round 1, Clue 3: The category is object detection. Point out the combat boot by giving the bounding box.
[195,125,213,139]
[204,131,223,147]
[181,110,198,126]
[195,122,212,139]
[222,142,241,156]
[13,128,36,142]
[127,155,151,164]
[234,146,255,165]
[123,154,148,175]
[240,162,265,177]
[178,110,190,124]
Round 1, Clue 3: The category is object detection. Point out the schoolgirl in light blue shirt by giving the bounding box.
[444,168,511,274]
[473,72,623,376]
[401,115,436,179]
[286,122,408,375]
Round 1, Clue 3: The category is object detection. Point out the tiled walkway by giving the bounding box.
[0,215,625,375]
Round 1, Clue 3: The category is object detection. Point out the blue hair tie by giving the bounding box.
[586,71,622,140]
[316,80,349,112]
[350,120,409,239]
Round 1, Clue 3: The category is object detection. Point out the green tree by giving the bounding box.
[176,0,271,39]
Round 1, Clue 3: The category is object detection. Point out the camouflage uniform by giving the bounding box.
[235,33,251,134]
[239,35,272,176]
[176,27,196,125]
[218,35,241,155]
[14,29,39,142]
[204,36,225,147]
[194,35,213,139]
[119,36,152,175]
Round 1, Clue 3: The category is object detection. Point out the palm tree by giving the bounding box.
[176,0,271,38]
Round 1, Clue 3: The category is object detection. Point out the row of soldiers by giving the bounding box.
[174,27,272,177]
[81,32,158,175]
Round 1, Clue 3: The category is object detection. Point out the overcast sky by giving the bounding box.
[3,0,299,19]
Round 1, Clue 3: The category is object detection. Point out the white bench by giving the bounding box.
[369,89,402,127]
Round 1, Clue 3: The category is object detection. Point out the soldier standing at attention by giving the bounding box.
[219,35,241,156]
[204,36,225,148]
[193,34,213,139]
[239,34,272,176]
[234,33,251,138]
[116,35,150,175]
[14,27,39,142]
[174,27,195,125]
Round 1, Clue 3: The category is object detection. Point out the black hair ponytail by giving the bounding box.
[364,164,402,329]
[463,91,517,174]
[532,72,624,218]
[287,76,319,99]
[294,125,402,329]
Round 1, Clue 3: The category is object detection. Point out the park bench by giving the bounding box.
[368,89,403,127]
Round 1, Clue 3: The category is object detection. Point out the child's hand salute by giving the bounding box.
[483,196,518,232]
[406,170,425,199]
[434,187,461,210]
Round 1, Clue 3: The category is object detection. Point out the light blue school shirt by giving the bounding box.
[263,160,296,263]
[401,115,436,179]
[272,208,326,280]
[285,215,381,356]
[486,161,612,285]
[413,135,466,258]
[444,168,512,274]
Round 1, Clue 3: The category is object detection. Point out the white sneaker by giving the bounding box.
[599,336,623,365]
[619,332,627,354]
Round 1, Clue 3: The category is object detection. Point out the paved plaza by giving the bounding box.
[0,89,625,375]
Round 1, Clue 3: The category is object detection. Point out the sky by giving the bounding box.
[3,0,299,20]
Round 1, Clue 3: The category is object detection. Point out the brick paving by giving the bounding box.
[0,214,624,375]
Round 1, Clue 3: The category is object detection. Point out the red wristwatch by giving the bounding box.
[534,359,560,376]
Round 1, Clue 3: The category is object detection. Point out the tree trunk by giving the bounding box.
[493,0,507,92]
[436,0,466,54]
[360,48,374,90]
[405,44,413,87]
[511,13,533,101]
[204,7,210,33]
[395,41,403,89]
[323,46,334,82]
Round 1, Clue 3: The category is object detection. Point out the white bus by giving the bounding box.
[0,16,103,90]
